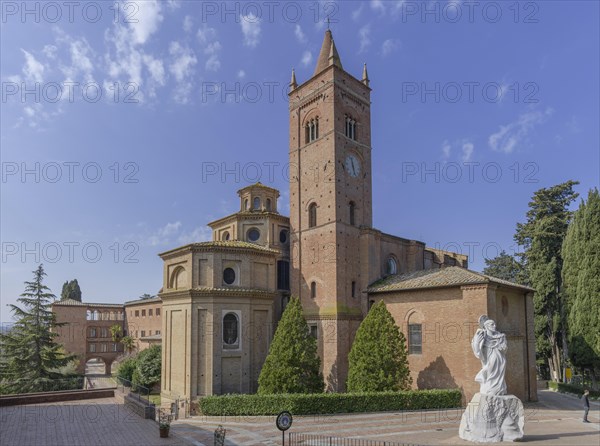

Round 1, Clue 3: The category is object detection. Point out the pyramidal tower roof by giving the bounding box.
[313,30,343,76]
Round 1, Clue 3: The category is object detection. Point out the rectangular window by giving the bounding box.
[112,343,118,352]
[89,328,96,338]
[409,324,422,355]
[141,330,146,337]
[141,309,146,317]
[277,260,290,291]
[89,343,96,353]
[309,324,318,339]
[149,309,153,317]
[101,343,108,353]
[135,310,139,317]
[156,308,161,316]
[101,327,108,338]
[155,330,161,335]
[351,281,356,298]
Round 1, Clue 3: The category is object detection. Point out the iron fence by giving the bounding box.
[115,376,151,405]
[289,433,420,446]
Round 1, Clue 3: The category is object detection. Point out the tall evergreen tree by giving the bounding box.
[483,250,528,285]
[514,180,579,382]
[258,297,323,394]
[0,265,76,394]
[562,189,600,379]
[60,279,82,302]
[347,301,412,392]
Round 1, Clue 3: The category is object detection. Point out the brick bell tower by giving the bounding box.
[288,30,373,391]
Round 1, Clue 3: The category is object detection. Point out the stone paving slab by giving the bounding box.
[0,397,194,446]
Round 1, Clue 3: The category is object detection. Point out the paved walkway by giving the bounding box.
[0,391,597,445]
[171,390,599,445]
[0,397,191,446]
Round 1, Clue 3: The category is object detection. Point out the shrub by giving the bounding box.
[347,301,411,392]
[548,381,600,398]
[116,357,137,382]
[132,345,161,389]
[258,297,323,394]
[199,389,462,416]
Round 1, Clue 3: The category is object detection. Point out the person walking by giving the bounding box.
[582,389,590,423]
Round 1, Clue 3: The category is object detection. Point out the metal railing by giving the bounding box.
[289,433,420,446]
[115,376,152,405]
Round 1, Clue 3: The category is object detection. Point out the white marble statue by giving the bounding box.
[472,315,507,396]
[459,315,524,442]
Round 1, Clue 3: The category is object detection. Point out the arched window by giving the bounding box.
[223,313,239,348]
[222,231,230,241]
[171,266,187,290]
[349,201,356,226]
[386,257,398,275]
[253,197,261,210]
[308,203,317,228]
[244,199,249,210]
[305,117,319,143]
[345,115,357,140]
[86,310,92,321]
[311,281,317,299]
[266,198,272,211]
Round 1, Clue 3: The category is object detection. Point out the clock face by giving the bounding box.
[345,155,361,177]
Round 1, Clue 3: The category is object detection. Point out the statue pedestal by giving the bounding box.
[459,393,524,443]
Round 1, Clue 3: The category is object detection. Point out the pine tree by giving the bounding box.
[514,180,579,382]
[347,301,412,392]
[483,250,528,285]
[0,265,77,394]
[258,297,323,394]
[562,189,600,377]
[60,279,82,302]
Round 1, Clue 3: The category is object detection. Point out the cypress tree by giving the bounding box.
[563,189,600,376]
[258,297,323,394]
[347,301,412,392]
[61,279,82,302]
[0,265,77,394]
[514,180,579,381]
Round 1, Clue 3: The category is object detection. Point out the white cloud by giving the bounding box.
[240,13,261,48]
[382,39,400,56]
[442,140,451,159]
[294,24,306,43]
[352,4,364,21]
[21,49,45,82]
[143,54,165,85]
[197,25,221,72]
[359,25,371,53]
[183,15,193,33]
[197,24,217,45]
[237,70,246,79]
[43,45,57,59]
[177,226,212,244]
[371,0,386,14]
[462,142,474,162]
[169,41,197,82]
[129,0,163,45]
[301,51,313,67]
[488,108,553,154]
[169,42,197,104]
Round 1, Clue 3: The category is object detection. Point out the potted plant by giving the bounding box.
[158,409,171,438]
[159,420,170,438]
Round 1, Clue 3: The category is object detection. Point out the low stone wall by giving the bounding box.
[124,393,156,420]
[0,388,115,407]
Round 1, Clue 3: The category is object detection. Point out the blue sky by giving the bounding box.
[1,0,599,319]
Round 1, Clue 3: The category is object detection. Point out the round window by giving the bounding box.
[223,268,236,285]
[279,230,288,244]
[247,228,260,242]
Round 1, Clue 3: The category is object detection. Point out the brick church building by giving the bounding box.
[158,31,536,411]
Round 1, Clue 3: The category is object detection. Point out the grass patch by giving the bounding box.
[149,394,161,406]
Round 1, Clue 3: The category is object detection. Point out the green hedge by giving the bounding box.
[199,389,462,416]
[548,381,600,398]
